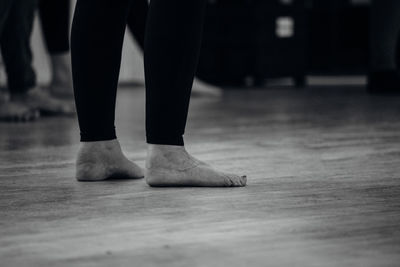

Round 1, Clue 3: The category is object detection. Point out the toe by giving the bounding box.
[227,173,247,187]
[234,175,246,187]
[223,176,235,187]
[240,175,247,186]
[222,173,245,187]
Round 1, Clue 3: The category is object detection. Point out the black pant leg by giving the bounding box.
[144,0,207,145]
[71,0,132,142]
[370,0,400,71]
[38,0,70,54]
[0,0,14,36]
[396,34,400,68]
[127,0,148,51]
[0,0,37,94]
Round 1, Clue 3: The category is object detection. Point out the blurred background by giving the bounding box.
[0,0,144,86]
[2,0,398,90]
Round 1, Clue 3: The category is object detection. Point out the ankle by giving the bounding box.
[147,144,184,153]
[146,144,193,169]
[80,139,121,154]
[50,53,72,84]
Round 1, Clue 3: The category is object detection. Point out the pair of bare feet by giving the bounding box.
[0,54,74,122]
[76,140,247,187]
[0,86,75,122]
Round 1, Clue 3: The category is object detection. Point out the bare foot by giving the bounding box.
[12,87,75,116]
[0,100,39,122]
[145,144,247,187]
[76,139,144,181]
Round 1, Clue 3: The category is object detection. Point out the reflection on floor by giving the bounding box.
[0,85,399,267]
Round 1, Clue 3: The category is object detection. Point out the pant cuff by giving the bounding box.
[80,129,117,142]
[146,134,184,146]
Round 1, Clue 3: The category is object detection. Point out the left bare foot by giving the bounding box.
[145,144,247,187]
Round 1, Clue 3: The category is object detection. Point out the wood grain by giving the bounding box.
[0,85,399,267]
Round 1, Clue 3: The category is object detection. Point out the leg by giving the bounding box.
[144,0,246,187]
[369,0,400,71]
[0,0,14,35]
[368,0,400,93]
[1,0,38,122]
[144,0,207,145]
[126,0,221,97]
[1,0,37,96]
[38,0,70,54]
[38,0,73,98]
[71,0,143,181]
[127,0,148,51]
[0,0,71,121]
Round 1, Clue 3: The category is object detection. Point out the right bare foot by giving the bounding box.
[76,139,144,181]
[145,144,247,187]
[0,101,39,122]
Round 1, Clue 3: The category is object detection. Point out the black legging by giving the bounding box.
[0,0,36,94]
[370,0,400,71]
[38,0,70,54]
[38,0,147,53]
[127,0,148,51]
[71,0,206,145]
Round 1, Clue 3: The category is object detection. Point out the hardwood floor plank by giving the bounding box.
[0,86,399,266]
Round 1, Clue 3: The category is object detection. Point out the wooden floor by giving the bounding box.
[1,85,400,267]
